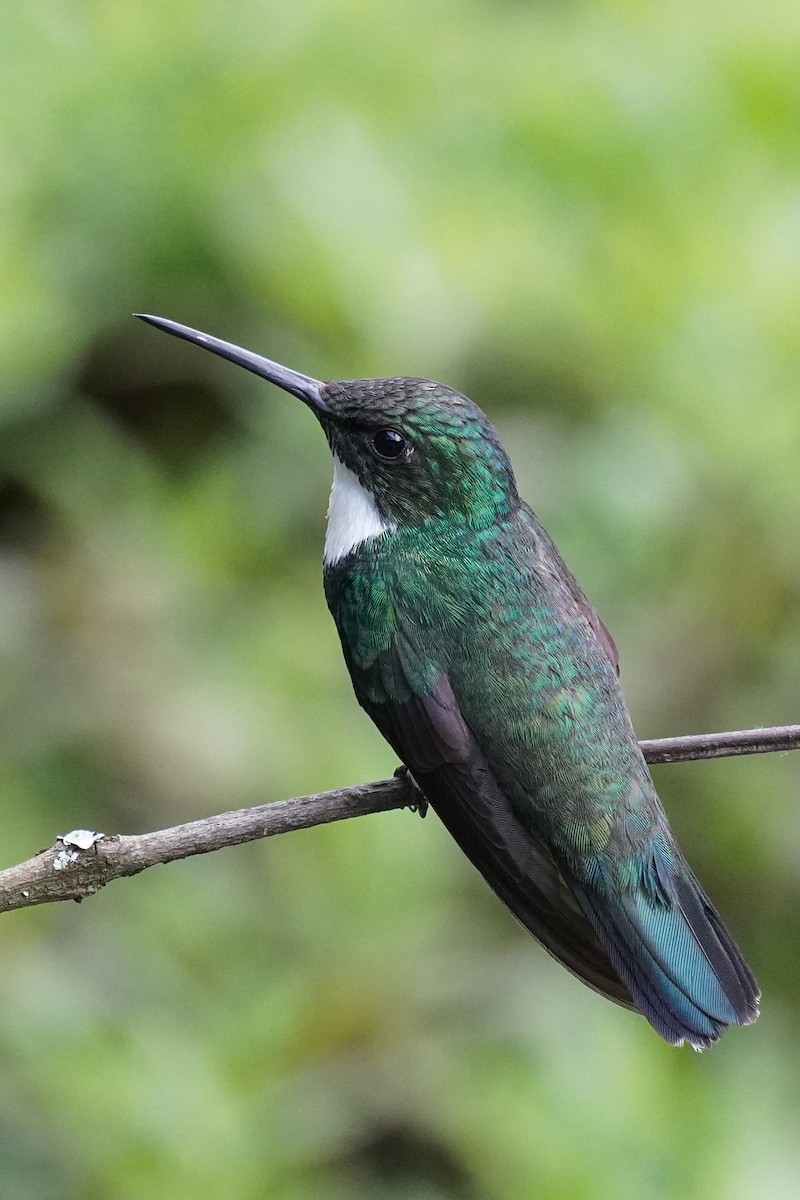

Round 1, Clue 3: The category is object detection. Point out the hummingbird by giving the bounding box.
[136,313,759,1048]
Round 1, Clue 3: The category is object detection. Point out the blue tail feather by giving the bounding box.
[575,868,759,1049]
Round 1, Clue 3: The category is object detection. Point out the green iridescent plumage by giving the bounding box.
[320,378,758,1048]
[138,315,760,1048]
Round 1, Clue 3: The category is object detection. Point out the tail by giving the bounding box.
[575,868,760,1049]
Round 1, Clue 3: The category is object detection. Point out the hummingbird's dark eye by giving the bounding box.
[372,428,409,460]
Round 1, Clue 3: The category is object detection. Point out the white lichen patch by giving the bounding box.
[59,829,104,850]
[53,848,79,871]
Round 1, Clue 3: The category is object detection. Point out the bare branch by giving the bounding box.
[0,777,412,915]
[1,724,798,916]
[639,723,800,764]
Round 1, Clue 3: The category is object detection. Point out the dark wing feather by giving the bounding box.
[522,503,620,676]
[574,594,619,677]
[363,663,634,1009]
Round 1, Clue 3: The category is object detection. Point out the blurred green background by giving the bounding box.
[1,1,798,1197]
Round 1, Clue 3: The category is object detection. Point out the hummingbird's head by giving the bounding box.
[316,375,519,528]
[135,316,519,544]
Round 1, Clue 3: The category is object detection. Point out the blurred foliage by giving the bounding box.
[0,0,798,1197]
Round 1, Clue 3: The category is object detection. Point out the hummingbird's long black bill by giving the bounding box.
[134,314,326,410]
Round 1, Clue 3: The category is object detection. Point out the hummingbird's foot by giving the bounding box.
[394,765,428,819]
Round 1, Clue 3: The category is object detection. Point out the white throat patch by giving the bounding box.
[324,457,394,566]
